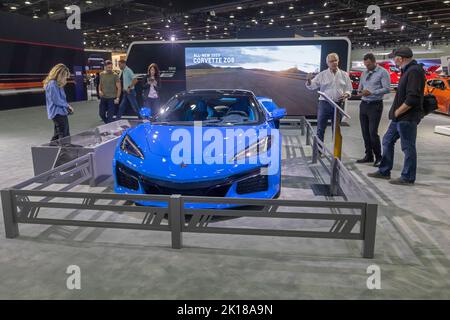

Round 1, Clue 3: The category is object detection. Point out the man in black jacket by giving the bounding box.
[368,47,425,185]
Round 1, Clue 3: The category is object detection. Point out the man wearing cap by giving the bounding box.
[98,60,121,123]
[368,47,425,185]
[117,59,140,120]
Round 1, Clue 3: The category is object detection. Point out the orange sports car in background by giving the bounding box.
[425,77,450,115]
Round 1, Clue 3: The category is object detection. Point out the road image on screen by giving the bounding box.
[185,45,321,116]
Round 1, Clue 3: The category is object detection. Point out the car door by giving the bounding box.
[427,80,446,111]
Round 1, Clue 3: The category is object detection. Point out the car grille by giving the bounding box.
[141,178,231,197]
[236,173,269,194]
[115,162,267,197]
[116,162,139,190]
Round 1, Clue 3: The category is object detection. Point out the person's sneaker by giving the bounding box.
[373,158,382,167]
[367,171,391,179]
[389,178,414,186]
[356,156,374,163]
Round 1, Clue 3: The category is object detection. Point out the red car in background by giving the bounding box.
[425,65,441,80]
[349,70,362,98]
[377,61,401,89]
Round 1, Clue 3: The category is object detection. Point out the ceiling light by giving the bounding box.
[10,6,17,10]
[325,15,329,18]
[289,6,294,10]
[237,6,242,10]
[267,1,273,4]
[396,6,402,9]
[230,15,234,18]
[309,11,314,15]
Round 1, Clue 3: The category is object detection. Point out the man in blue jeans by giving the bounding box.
[306,53,353,144]
[368,47,425,185]
[117,59,140,120]
[98,60,121,123]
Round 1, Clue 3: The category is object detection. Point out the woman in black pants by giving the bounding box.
[43,63,73,143]
[142,63,161,116]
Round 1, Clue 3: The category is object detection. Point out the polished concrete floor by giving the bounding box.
[0,94,449,299]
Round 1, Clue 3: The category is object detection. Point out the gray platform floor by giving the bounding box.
[0,94,449,299]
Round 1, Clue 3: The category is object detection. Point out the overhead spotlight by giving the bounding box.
[323,1,328,7]
[170,35,176,41]
[108,8,112,15]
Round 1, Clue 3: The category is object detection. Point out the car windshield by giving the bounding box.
[389,66,400,73]
[152,93,261,126]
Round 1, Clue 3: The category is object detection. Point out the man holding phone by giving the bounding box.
[356,53,391,167]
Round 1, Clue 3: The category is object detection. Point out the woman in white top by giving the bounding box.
[142,63,161,116]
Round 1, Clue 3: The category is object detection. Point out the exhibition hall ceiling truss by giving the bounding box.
[2,0,450,49]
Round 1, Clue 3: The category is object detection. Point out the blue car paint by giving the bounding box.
[113,95,283,209]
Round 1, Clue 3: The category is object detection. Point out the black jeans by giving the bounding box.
[99,97,115,123]
[51,114,70,142]
[359,100,383,160]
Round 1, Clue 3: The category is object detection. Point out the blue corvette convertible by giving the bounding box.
[113,89,286,208]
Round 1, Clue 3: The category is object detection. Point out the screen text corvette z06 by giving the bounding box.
[113,89,286,209]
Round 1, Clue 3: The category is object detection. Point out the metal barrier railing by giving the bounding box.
[1,186,377,258]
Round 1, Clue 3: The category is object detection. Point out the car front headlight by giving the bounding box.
[231,135,272,162]
[120,135,144,159]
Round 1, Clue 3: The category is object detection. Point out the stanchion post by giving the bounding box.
[312,136,318,164]
[88,153,96,187]
[169,194,183,249]
[1,189,19,238]
[362,203,378,258]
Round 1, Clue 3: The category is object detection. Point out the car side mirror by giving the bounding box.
[139,107,152,120]
[270,108,287,120]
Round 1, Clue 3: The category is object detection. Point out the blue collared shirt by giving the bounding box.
[120,66,137,91]
[45,80,69,120]
[358,66,391,102]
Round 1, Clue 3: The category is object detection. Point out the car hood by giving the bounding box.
[120,122,275,182]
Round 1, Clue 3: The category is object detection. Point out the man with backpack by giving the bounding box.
[367,47,425,185]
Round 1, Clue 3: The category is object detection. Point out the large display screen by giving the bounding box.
[185,45,321,116]
[126,38,350,117]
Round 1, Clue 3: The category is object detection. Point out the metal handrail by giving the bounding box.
[317,91,351,119]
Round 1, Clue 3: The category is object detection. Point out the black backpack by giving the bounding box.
[422,93,438,117]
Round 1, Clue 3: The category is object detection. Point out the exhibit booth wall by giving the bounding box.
[126,38,351,117]
[0,11,85,111]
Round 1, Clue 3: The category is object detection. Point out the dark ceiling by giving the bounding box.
[1,0,450,50]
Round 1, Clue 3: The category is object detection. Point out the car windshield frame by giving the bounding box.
[151,93,265,126]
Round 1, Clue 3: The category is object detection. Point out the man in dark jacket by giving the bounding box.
[368,47,425,185]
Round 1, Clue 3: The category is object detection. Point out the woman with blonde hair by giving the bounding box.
[43,63,73,142]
